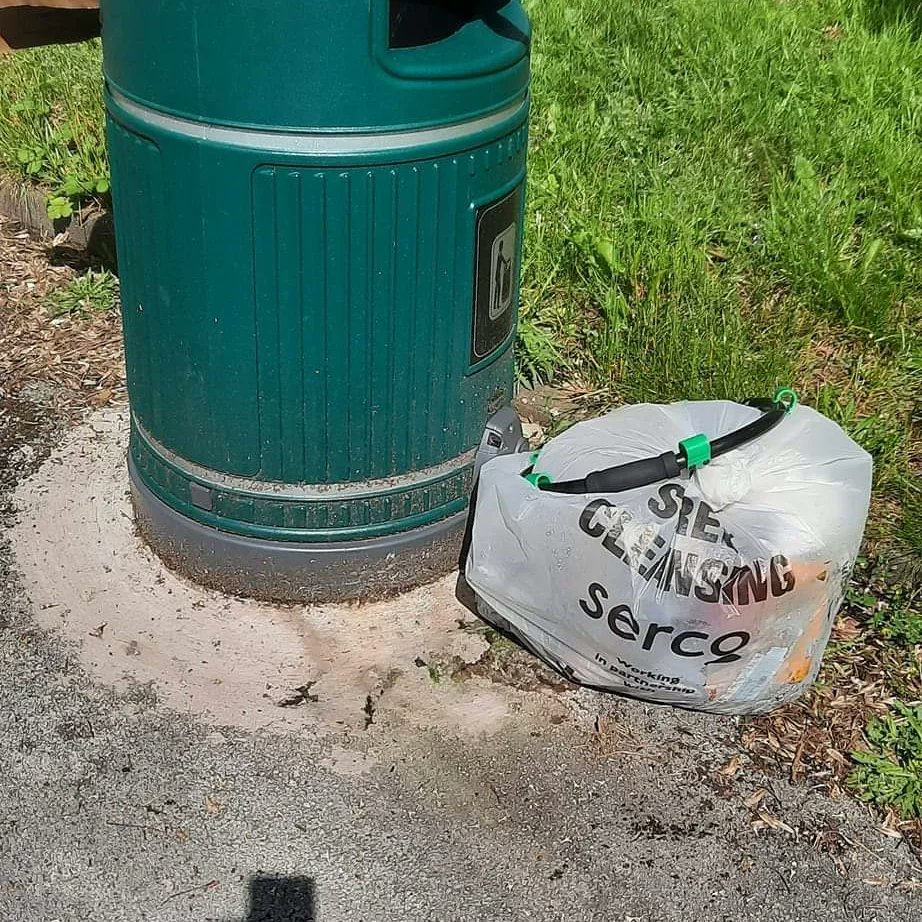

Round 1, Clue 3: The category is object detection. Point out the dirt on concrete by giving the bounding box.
[9,407,562,736]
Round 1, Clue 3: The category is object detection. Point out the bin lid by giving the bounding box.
[102,0,531,132]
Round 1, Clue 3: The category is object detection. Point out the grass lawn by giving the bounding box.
[523,0,920,549]
[0,40,106,218]
[1,0,920,829]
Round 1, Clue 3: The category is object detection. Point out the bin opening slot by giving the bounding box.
[389,0,482,49]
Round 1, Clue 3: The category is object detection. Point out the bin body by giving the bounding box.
[102,0,531,600]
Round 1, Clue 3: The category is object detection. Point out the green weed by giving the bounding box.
[869,603,922,647]
[517,316,564,385]
[899,489,922,556]
[46,269,118,318]
[850,565,922,647]
[849,702,922,819]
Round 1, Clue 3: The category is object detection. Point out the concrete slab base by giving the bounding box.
[9,406,568,734]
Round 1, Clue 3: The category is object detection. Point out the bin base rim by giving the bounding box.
[129,456,466,604]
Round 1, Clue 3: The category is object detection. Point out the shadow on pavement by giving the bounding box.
[240,876,315,922]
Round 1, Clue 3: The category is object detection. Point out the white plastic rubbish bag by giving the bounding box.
[466,399,872,714]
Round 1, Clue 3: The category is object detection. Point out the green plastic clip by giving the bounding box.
[523,451,553,488]
[525,470,553,488]
[679,433,712,470]
[773,387,798,413]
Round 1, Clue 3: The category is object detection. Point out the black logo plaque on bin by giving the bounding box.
[472,185,523,364]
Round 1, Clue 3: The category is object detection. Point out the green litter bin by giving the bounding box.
[102,0,532,601]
